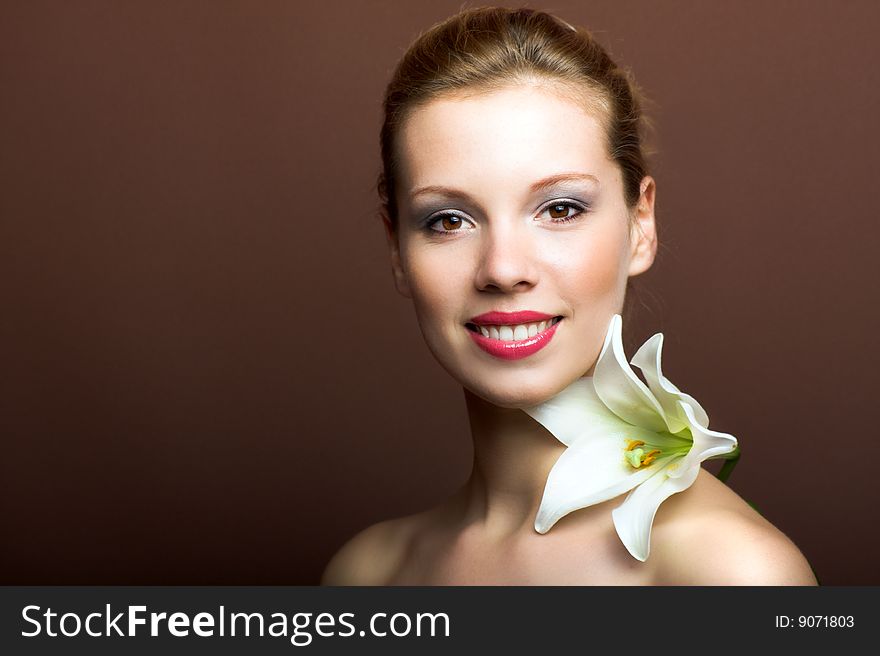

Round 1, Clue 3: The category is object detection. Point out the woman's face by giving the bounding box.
[386,82,657,408]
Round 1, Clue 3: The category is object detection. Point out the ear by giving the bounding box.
[382,214,412,298]
[628,176,658,277]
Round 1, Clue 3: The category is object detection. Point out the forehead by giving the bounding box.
[397,83,617,199]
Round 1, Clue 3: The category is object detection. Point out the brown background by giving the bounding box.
[2,1,878,585]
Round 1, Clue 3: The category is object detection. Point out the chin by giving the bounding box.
[462,372,580,410]
[423,331,595,409]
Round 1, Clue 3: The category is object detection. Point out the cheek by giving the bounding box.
[402,243,468,326]
[546,225,630,304]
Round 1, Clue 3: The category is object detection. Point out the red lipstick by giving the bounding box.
[465,311,562,361]
[468,310,556,326]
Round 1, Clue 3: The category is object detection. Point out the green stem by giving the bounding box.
[714,446,740,483]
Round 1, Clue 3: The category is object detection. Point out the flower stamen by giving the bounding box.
[625,441,661,469]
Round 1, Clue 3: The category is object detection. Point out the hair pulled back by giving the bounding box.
[378,6,650,230]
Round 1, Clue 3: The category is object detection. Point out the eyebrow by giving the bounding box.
[409,172,599,200]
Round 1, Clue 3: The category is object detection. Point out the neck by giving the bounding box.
[456,388,566,540]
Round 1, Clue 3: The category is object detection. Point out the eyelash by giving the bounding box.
[424,200,590,236]
[542,200,589,224]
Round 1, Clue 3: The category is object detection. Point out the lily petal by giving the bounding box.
[593,315,668,433]
[667,401,737,479]
[534,427,674,533]
[611,461,701,561]
[630,332,710,432]
[523,376,628,447]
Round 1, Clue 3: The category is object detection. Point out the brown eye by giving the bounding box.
[426,212,471,236]
[541,200,589,224]
[548,204,571,219]
[440,215,462,231]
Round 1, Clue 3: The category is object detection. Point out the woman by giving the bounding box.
[322,7,815,585]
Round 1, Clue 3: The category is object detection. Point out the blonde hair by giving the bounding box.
[378,6,651,230]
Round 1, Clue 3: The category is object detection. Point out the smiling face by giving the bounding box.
[385,82,657,408]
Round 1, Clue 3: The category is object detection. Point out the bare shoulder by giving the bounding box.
[650,470,817,585]
[320,515,419,586]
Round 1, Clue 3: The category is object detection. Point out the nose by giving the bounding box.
[473,221,539,293]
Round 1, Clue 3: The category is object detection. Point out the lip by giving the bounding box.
[468,310,557,326]
[466,317,562,361]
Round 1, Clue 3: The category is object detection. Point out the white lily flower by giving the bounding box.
[523,314,738,562]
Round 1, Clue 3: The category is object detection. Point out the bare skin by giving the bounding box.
[322,467,816,586]
[322,395,817,586]
[323,84,816,586]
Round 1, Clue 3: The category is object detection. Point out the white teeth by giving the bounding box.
[473,319,561,342]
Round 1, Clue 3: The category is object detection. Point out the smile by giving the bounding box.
[464,314,563,361]
[465,317,562,341]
